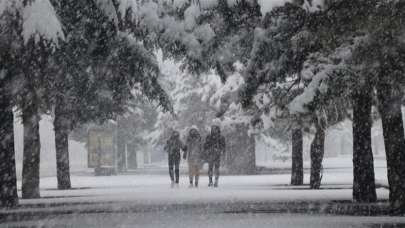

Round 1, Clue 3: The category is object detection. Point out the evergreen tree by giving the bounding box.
[49,0,170,187]
[0,1,20,207]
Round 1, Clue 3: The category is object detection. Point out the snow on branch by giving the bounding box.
[258,0,292,14]
[22,0,64,45]
[95,0,119,25]
[118,31,159,71]
[258,0,326,15]
[288,38,362,114]
[118,0,138,19]
[0,0,21,16]
[288,64,332,114]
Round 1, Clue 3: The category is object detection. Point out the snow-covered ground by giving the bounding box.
[5,115,398,227]
[6,211,405,228]
[257,156,388,171]
[15,174,383,206]
[14,168,389,206]
[1,167,403,227]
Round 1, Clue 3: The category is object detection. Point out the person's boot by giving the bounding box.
[208,176,213,187]
[214,177,219,187]
[175,169,180,186]
[169,169,175,187]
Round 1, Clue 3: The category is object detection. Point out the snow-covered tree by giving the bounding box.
[1,0,172,200]
[153,54,257,174]
[278,0,405,212]
[115,0,262,78]
[240,2,317,185]
[49,0,170,188]
[239,0,377,197]
[19,0,64,199]
[0,0,21,208]
[0,0,64,201]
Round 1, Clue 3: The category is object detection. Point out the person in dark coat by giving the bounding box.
[184,127,203,188]
[164,130,186,187]
[204,125,226,187]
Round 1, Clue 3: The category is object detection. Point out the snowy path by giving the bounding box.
[1,169,403,227]
[14,166,390,206]
[5,211,405,228]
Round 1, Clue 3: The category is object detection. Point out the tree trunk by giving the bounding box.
[377,82,405,214]
[247,134,256,174]
[126,143,137,170]
[291,127,303,185]
[21,104,41,199]
[116,118,127,172]
[54,100,71,190]
[310,123,325,189]
[0,95,18,207]
[352,89,377,203]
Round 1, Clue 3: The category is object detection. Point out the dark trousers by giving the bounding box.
[168,154,180,183]
[208,158,220,183]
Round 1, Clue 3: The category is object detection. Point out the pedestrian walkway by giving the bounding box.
[0,171,398,227]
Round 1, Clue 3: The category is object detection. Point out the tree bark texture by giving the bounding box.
[377,82,405,214]
[54,99,72,190]
[352,89,377,203]
[22,103,41,199]
[310,123,325,189]
[0,95,18,207]
[291,127,304,186]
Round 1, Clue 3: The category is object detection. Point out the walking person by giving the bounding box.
[184,127,203,188]
[204,125,226,187]
[164,130,186,188]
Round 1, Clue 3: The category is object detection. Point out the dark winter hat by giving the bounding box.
[172,130,180,137]
[189,127,200,137]
[211,125,220,134]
